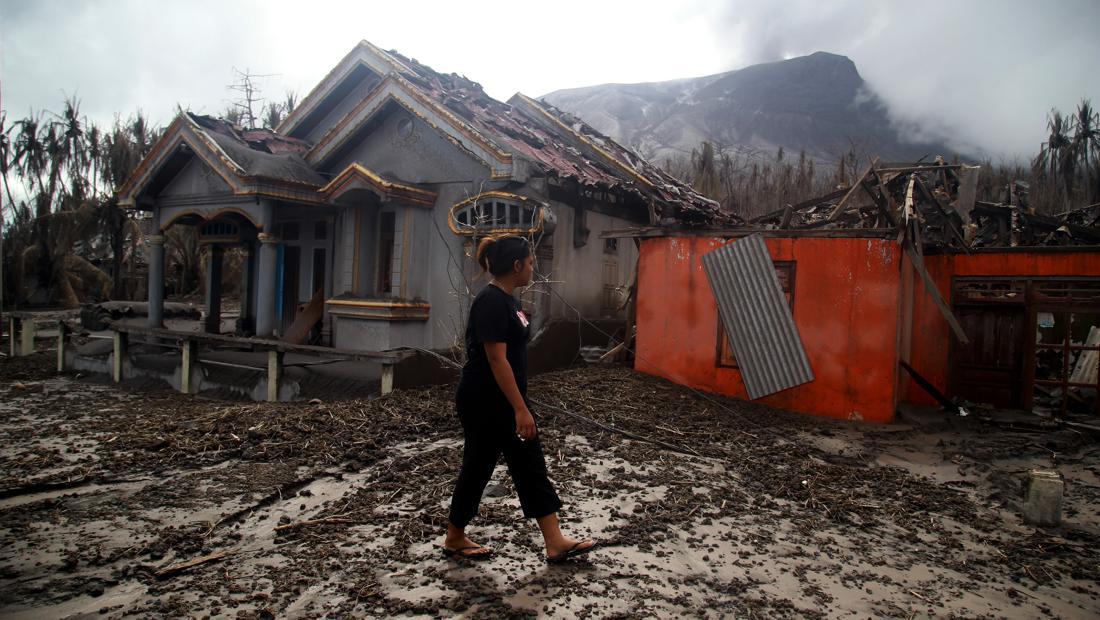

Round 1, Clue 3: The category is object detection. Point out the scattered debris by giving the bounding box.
[750,158,1100,249]
[1,355,1097,617]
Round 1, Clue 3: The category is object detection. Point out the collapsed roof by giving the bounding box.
[381,50,723,223]
[750,158,1100,249]
[123,40,726,225]
[186,114,324,187]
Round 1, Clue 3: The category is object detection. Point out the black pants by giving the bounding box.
[447,393,562,528]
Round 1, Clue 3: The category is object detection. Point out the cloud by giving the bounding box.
[2,0,1097,160]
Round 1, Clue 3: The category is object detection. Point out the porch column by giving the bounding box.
[203,244,224,334]
[255,232,279,338]
[147,234,166,328]
[238,242,257,335]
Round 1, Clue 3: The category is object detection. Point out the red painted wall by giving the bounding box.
[635,236,903,423]
[904,251,1100,405]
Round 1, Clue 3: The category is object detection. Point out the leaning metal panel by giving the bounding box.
[702,234,814,399]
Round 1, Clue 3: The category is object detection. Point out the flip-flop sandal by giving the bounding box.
[547,540,598,564]
[441,545,494,561]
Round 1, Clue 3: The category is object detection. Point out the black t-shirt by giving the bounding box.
[457,283,530,407]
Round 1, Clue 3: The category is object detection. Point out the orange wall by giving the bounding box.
[904,251,1100,405]
[635,236,903,423]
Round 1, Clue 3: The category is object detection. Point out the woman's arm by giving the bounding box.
[484,341,537,439]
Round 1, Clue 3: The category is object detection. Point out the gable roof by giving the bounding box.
[123,41,727,224]
[283,40,727,224]
[119,113,325,207]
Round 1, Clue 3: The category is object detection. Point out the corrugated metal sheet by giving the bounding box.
[702,234,814,399]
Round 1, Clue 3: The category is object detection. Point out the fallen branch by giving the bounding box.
[155,550,234,579]
[274,516,355,532]
[532,398,701,457]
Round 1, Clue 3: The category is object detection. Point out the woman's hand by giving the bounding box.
[515,406,537,440]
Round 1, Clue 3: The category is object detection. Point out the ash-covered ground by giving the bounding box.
[1,351,1098,618]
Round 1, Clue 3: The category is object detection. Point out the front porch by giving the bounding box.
[121,113,441,353]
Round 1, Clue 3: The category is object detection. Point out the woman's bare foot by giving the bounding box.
[536,513,597,561]
[546,536,596,560]
[444,524,492,559]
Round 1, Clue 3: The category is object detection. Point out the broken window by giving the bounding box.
[718,261,795,368]
[951,277,1100,415]
[604,238,619,254]
[449,192,548,236]
[1033,310,1099,416]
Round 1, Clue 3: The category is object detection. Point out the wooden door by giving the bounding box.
[280,246,301,336]
[950,306,1026,408]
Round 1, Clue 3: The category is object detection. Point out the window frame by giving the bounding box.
[716,261,796,369]
[448,191,549,236]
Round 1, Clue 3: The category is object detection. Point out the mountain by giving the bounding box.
[541,52,954,165]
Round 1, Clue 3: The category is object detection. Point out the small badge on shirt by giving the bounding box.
[516,310,529,327]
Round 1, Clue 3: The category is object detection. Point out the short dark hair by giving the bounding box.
[476,235,531,277]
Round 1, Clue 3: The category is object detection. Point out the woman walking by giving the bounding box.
[443,235,597,563]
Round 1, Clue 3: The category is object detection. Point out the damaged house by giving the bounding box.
[621,161,1100,423]
[117,40,719,354]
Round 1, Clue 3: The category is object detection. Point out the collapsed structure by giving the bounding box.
[621,158,1100,422]
[117,40,722,352]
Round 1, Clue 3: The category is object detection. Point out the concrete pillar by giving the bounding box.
[380,363,395,395]
[147,235,166,328]
[203,244,224,334]
[19,318,35,356]
[256,233,279,338]
[56,321,67,372]
[112,330,128,383]
[8,316,15,357]
[238,242,257,335]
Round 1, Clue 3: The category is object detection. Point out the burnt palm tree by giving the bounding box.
[1072,99,1099,205]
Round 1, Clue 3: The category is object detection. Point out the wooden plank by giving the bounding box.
[181,340,197,394]
[828,157,879,221]
[877,164,963,173]
[112,331,128,383]
[108,323,410,364]
[267,350,283,402]
[19,318,36,356]
[748,188,848,223]
[913,176,970,252]
[899,360,962,413]
[281,288,324,345]
[779,204,795,229]
[56,321,68,372]
[902,230,970,344]
[862,178,897,228]
[380,364,394,395]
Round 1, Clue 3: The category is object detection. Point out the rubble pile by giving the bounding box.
[751,158,1100,249]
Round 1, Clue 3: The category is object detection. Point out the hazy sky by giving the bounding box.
[2,0,1098,161]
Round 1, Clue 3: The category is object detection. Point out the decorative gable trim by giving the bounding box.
[118,115,242,207]
[320,163,437,207]
[277,40,418,137]
[119,115,326,208]
[306,75,514,179]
